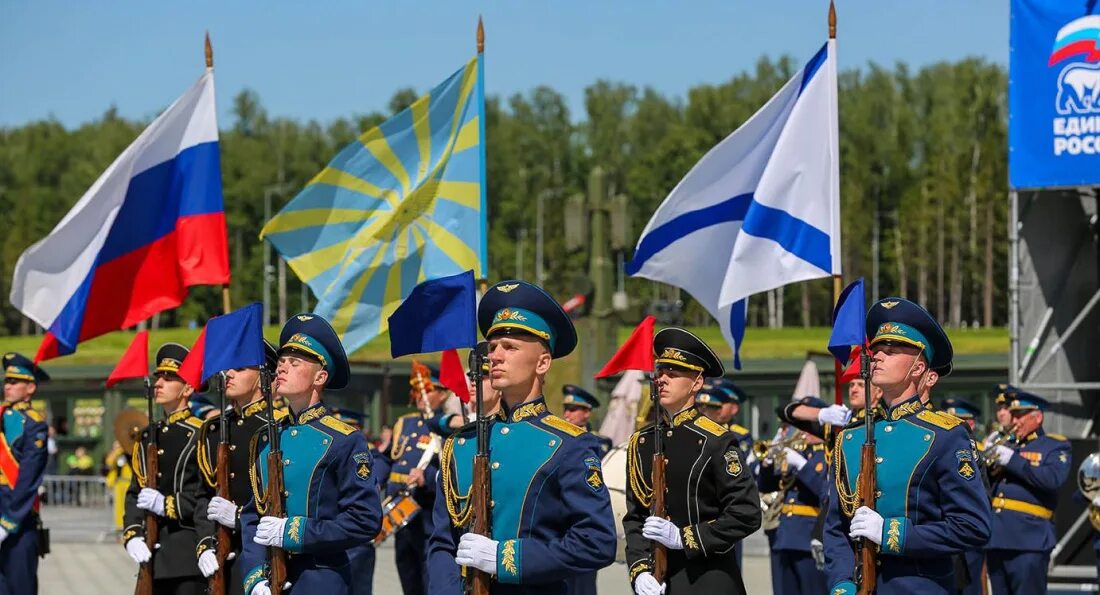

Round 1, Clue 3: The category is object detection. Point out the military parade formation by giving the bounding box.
[1,282,1098,595]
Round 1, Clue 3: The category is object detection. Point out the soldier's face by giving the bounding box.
[1011,409,1042,437]
[487,335,551,392]
[225,367,261,401]
[2,379,34,403]
[720,402,738,424]
[847,379,866,409]
[562,405,590,427]
[870,343,927,389]
[699,404,723,423]
[154,374,193,406]
[275,354,327,398]
[995,405,1013,428]
[655,367,703,412]
[427,387,449,410]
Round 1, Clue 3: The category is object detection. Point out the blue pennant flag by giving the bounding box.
[387,270,477,358]
[203,302,266,383]
[827,278,866,364]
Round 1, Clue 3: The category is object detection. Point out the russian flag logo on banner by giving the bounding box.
[9,72,230,362]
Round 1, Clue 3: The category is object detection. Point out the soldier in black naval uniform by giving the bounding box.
[123,343,210,595]
[0,353,49,595]
[194,340,283,594]
[560,384,613,456]
[624,328,762,595]
[985,391,1071,595]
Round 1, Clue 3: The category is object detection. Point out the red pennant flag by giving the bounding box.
[595,316,656,378]
[106,330,150,388]
[177,326,208,389]
[439,349,471,403]
[837,344,870,385]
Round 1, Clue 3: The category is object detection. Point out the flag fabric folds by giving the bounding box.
[625,41,840,369]
[827,278,867,364]
[262,57,486,356]
[179,303,266,388]
[387,270,477,358]
[595,316,656,378]
[10,72,229,362]
[106,330,150,388]
[439,348,471,403]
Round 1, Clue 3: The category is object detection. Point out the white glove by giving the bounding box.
[207,496,238,528]
[993,445,1014,466]
[634,571,666,595]
[817,404,852,427]
[253,516,287,548]
[1092,495,1100,508]
[0,528,8,545]
[848,506,884,546]
[197,550,219,577]
[250,581,271,595]
[455,532,499,574]
[125,538,152,564]
[641,516,683,550]
[137,488,166,517]
[783,447,808,471]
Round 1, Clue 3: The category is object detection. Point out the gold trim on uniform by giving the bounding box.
[509,401,547,422]
[243,399,268,417]
[500,539,518,575]
[297,406,326,425]
[320,416,355,435]
[888,399,925,421]
[694,416,726,437]
[672,408,698,427]
[682,525,700,551]
[915,410,962,430]
[884,518,902,553]
[541,415,584,437]
[167,409,192,424]
[165,495,178,520]
[629,560,652,583]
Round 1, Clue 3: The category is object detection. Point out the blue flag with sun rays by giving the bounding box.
[261,56,487,355]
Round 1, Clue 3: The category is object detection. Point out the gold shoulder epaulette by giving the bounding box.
[320,416,355,436]
[185,417,204,428]
[541,415,584,437]
[272,409,289,421]
[728,423,750,436]
[694,416,727,437]
[1047,433,1068,441]
[25,409,44,423]
[916,410,961,430]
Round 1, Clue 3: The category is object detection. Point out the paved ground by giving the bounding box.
[41,541,775,595]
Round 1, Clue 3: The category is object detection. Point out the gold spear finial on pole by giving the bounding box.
[205,31,214,70]
[829,0,837,39]
[477,16,485,54]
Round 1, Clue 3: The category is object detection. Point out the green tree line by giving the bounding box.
[0,55,1008,337]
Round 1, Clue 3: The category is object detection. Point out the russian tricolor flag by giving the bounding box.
[9,72,229,362]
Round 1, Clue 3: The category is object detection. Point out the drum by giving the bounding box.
[601,444,629,562]
[373,493,422,544]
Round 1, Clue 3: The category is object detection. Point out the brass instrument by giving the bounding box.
[113,408,148,454]
[982,424,1019,471]
[1077,452,1100,531]
[752,433,808,462]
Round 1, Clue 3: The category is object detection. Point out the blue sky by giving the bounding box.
[0,1,1008,128]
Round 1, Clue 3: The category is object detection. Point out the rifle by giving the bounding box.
[467,342,491,595]
[135,377,158,595]
[261,369,288,595]
[855,347,877,594]
[649,374,667,582]
[210,372,231,595]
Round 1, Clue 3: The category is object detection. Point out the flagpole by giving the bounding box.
[206,31,233,315]
[475,17,489,282]
[829,1,843,406]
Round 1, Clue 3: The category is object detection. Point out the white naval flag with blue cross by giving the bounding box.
[626,40,841,368]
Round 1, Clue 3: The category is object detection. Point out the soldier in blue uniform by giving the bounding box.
[824,297,992,594]
[941,397,989,595]
[985,391,1071,595]
[239,314,382,595]
[427,280,617,594]
[560,384,613,456]
[624,328,762,595]
[0,353,49,595]
[195,341,283,594]
[759,397,829,595]
[373,367,450,595]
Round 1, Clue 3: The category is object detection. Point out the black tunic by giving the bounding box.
[623,407,761,594]
[194,399,285,595]
[123,408,211,581]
